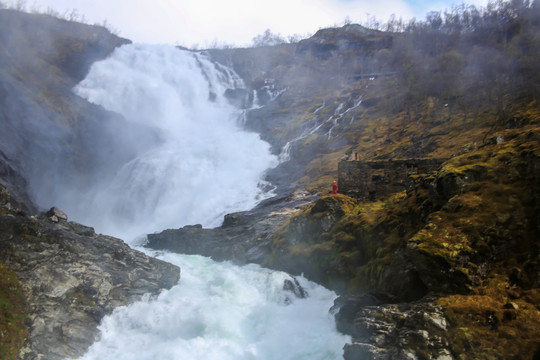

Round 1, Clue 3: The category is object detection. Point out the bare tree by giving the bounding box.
[251,29,286,47]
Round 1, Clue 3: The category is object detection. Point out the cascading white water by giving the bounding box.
[79,251,350,360]
[70,44,349,360]
[71,44,277,241]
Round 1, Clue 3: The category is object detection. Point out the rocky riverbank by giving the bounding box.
[146,189,318,267]
[0,10,181,359]
[0,179,180,359]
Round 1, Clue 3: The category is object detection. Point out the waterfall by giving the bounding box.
[68,44,278,241]
[68,44,349,359]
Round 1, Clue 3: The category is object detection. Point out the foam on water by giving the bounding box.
[79,251,350,360]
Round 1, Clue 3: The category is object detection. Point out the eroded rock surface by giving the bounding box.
[146,190,317,267]
[0,185,180,360]
[335,295,453,360]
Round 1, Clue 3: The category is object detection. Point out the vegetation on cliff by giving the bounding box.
[271,125,540,358]
[226,11,540,356]
[260,9,540,349]
[210,1,540,196]
[0,262,27,360]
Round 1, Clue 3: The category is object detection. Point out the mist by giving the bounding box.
[1,13,279,242]
[50,44,278,241]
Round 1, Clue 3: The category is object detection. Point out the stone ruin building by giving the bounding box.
[338,158,447,200]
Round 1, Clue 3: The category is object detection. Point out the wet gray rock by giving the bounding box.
[335,295,454,360]
[146,190,316,267]
[283,277,308,299]
[46,206,68,222]
[0,185,180,360]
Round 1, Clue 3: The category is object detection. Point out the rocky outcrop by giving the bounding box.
[267,129,540,359]
[0,184,180,359]
[334,294,454,360]
[296,24,392,59]
[146,190,317,267]
[269,194,357,290]
[0,9,131,86]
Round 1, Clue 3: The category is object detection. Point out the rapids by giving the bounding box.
[79,251,350,360]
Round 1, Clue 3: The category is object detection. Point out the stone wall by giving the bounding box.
[338,158,446,200]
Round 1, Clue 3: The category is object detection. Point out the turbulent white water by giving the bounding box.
[69,44,349,360]
[79,251,349,360]
[71,44,277,240]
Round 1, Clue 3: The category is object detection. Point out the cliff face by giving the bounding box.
[208,25,396,194]
[0,9,159,211]
[0,187,180,359]
[270,129,540,359]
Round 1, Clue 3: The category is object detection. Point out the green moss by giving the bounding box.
[0,263,28,360]
[439,290,540,360]
[411,219,474,266]
[70,291,97,307]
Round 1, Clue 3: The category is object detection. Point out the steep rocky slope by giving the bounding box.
[0,10,180,359]
[0,9,159,210]
[0,185,180,359]
[272,127,540,358]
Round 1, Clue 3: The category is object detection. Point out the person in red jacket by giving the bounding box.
[331,181,338,194]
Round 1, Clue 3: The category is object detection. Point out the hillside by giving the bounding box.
[0,2,539,359]
[205,2,540,358]
[210,2,540,194]
[270,128,540,358]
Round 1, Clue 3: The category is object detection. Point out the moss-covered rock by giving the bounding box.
[272,126,540,358]
[270,194,358,290]
[439,290,540,359]
[0,262,28,360]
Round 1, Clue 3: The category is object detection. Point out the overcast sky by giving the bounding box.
[7,0,489,47]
